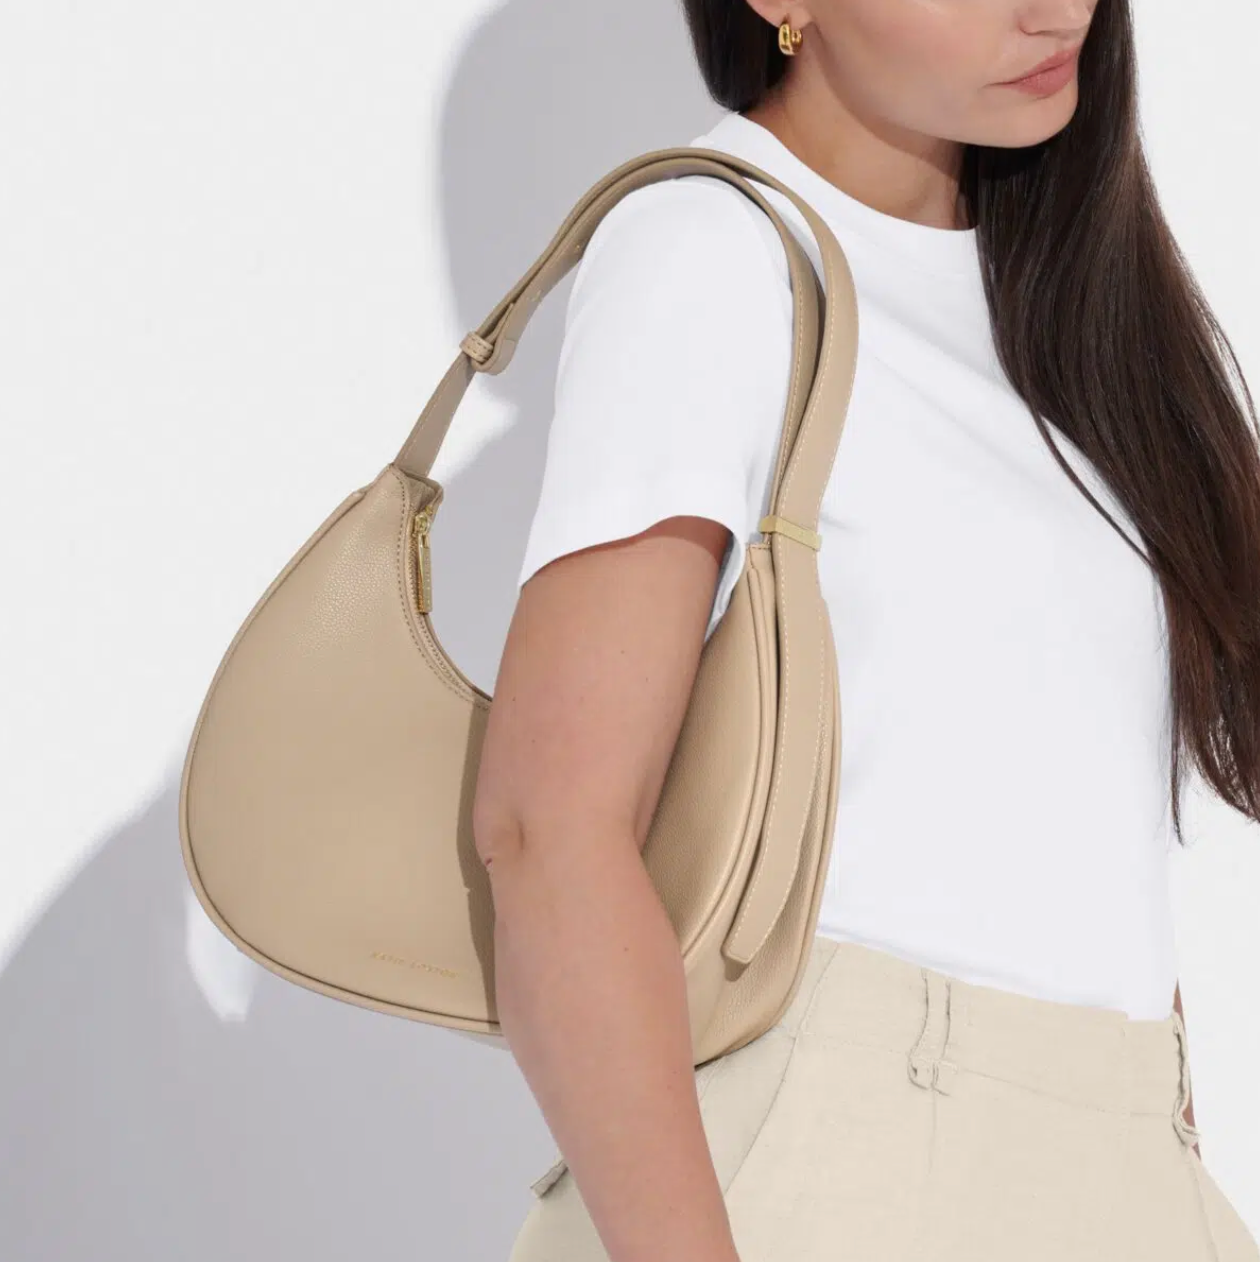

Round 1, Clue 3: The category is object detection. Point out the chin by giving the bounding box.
[970,90,1080,149]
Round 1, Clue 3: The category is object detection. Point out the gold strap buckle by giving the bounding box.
[759,514,822,551]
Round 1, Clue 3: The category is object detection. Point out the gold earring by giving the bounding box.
[777,18,802,56]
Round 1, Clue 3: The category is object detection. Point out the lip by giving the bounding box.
[999,42,1083,85]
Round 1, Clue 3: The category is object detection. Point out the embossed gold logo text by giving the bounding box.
[369,950,459,979]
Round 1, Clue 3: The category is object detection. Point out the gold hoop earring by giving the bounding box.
[778,18,802,56]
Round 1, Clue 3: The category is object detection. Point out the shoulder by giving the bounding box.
[571,171,792,321]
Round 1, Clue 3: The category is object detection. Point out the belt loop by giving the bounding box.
[1170,1009,1201,1148]
[908,969,957,1095]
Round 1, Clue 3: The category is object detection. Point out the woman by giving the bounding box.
[472,0,1260,1258]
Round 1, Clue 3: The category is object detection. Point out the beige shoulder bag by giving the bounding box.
[178,146,859,1067]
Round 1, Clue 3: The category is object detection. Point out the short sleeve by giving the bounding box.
[516,173,795,645]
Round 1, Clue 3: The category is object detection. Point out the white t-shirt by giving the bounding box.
[517,110,1178,1021]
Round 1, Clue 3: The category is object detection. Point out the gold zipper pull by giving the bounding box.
[412,500,437,613]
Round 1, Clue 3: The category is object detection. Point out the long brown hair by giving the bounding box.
[682,0,1260,846]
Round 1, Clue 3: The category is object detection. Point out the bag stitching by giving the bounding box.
[727,211,815,949]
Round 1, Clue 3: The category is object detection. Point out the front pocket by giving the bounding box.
[694,1026,797,1194]
[722,1038,940,1261]
[1188,1151,1260,1261]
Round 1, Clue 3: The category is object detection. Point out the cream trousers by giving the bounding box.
[509,935,1258,1261]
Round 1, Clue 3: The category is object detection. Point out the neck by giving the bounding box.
[743,78,971,232]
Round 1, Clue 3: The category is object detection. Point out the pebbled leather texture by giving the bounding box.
[178,146,859,1065]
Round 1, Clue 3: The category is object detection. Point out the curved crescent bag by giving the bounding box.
[178,147,859,1066]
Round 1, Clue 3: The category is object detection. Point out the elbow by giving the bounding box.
[471,794,527,876]
[471,800,566,933]
[473,784,645,914]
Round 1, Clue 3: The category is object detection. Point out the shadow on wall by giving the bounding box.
[0,2,722,1260]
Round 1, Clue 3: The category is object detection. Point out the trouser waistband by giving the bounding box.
[775,936,1196,1139]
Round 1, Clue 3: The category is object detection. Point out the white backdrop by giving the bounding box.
[1,1,1257,1257]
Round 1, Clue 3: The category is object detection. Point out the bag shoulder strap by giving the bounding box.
[392,146,859,552]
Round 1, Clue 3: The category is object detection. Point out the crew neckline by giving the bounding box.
[692,111,979,278]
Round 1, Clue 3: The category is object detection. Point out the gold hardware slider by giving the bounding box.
[412,501,437,613]
[759,514,822,551]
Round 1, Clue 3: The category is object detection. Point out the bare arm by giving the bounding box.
[473,514,741,1262]
[1173,980,1201,1159]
